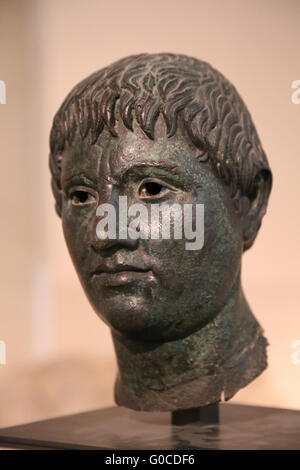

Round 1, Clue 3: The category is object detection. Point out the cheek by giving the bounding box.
[62,208,93,268]
[198,202,243,292]
[177,191,243,309]
[198,182,243,259]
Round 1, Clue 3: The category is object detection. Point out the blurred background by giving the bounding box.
[0,0,299,428]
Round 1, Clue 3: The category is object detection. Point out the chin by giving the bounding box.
[98,308,194,343]
[96,305,177,342]
[93,297,154,331]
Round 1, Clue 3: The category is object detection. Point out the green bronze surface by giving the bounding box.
[49,54,272,411]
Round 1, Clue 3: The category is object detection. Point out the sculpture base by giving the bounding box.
[0,403,299,450]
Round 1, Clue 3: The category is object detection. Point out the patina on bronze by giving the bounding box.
[49,54,272,411]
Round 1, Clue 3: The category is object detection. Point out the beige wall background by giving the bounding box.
[0,0,299,427]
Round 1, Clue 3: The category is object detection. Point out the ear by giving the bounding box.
[241,169,272,251]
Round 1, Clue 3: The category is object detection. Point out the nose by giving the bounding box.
[90,183,138,252]
[91,222,138,251]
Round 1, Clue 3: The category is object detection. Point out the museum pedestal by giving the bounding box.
[0,403,299,450]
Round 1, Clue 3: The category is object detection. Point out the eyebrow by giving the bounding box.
[62,162,182,187]
[62,172,96,186]
[119,162,181,177]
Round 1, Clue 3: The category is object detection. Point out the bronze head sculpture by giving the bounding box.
[49,53,272,411]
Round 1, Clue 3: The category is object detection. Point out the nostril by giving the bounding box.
[91,231,139,253]
[93,243,122,257]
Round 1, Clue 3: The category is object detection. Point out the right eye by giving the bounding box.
[138,179,176,200]
[69,188,97,206]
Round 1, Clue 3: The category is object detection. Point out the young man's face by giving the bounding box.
[60,118,243,342]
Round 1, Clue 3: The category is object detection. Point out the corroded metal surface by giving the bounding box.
[49,54,272,411]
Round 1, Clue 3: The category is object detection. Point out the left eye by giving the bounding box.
[70,189,96,206]
[139,181,170,199]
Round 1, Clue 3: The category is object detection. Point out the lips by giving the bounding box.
[92,265,150,275]
[91,265,155,287]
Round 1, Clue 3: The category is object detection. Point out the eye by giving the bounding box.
[69,187,97,206]
[138,181,172,199]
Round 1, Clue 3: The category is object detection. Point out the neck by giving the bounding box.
[112,281,268,411]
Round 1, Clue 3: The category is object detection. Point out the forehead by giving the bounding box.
[61,121,201,184]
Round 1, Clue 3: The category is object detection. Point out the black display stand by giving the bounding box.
[0,403,299,450]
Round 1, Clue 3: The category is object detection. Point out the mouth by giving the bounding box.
[91,265,155,287]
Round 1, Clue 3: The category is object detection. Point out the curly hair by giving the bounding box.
[49,52,271,228]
